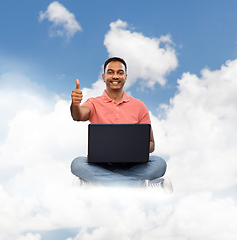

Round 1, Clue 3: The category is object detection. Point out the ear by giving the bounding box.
[102,73,105,82]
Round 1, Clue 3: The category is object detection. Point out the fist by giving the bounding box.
[71,79,83,105]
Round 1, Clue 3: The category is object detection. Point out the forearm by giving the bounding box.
[70,103,83,121]
[70,103,90,121]
[149,141,155,153]
[149,127,155,153]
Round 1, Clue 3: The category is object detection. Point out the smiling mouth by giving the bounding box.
[110,81,121,85]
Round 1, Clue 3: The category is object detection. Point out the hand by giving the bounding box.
[71,79,83,105]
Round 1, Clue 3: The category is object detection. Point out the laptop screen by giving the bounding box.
[88,124,150,163]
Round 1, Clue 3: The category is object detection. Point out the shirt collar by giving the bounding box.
[102,90,130,103]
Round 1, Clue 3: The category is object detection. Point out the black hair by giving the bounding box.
[103,57,127,73]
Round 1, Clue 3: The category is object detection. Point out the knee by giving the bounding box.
[149,155,167,172]
[71,156,87,173]
[160,157,167,171]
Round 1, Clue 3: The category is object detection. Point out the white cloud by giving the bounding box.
[104,19,178,89]
[1,25,237,239]
[0,72,58,143]
[16,233,41,240]
[39,1,82,39]
[1,61,237,239]
[153,59,237,193]
[53,191,237,240]
[81,79,105,102]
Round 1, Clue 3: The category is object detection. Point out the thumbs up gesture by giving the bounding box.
[71,79,83,105]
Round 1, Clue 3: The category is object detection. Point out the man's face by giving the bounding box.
[102,61,127,91]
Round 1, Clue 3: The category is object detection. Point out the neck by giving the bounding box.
[106,89,124,104]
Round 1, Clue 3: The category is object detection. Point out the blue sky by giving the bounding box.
[1,1,237,240]
[1,0,237,111]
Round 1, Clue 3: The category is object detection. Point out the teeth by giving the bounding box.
[111,81,119,85]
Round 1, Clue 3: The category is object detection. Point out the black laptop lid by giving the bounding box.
[88,124,151,163]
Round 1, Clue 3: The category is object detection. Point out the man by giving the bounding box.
[70,57,172,192]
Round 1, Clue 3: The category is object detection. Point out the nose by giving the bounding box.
[112,73,119,79]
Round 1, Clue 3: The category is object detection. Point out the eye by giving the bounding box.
[118,71,124,75]
[107,70,113,75]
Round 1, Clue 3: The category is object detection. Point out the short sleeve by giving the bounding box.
[81,98,95,120]
[138,100,151,124]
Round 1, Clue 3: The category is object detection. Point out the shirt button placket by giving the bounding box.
[115,105,119,122]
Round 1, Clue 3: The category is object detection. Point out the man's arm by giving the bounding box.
[149,127,155,153]
[70,79,91,121]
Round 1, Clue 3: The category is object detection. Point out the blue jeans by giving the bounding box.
[71,155,167,187]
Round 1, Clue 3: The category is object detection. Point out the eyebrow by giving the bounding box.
[107,69,124,72]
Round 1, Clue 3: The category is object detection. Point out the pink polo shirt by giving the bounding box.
[82,90,151,124]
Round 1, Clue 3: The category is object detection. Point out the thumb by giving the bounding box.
[76,79,80,89]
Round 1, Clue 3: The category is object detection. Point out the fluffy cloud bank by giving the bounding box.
[153,59,237,194]
[104,20,178,89]
[1,19,237,240]
[39,1,82,39]
[1,57,237,239]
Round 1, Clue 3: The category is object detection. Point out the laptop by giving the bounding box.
[88,124,151,163]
